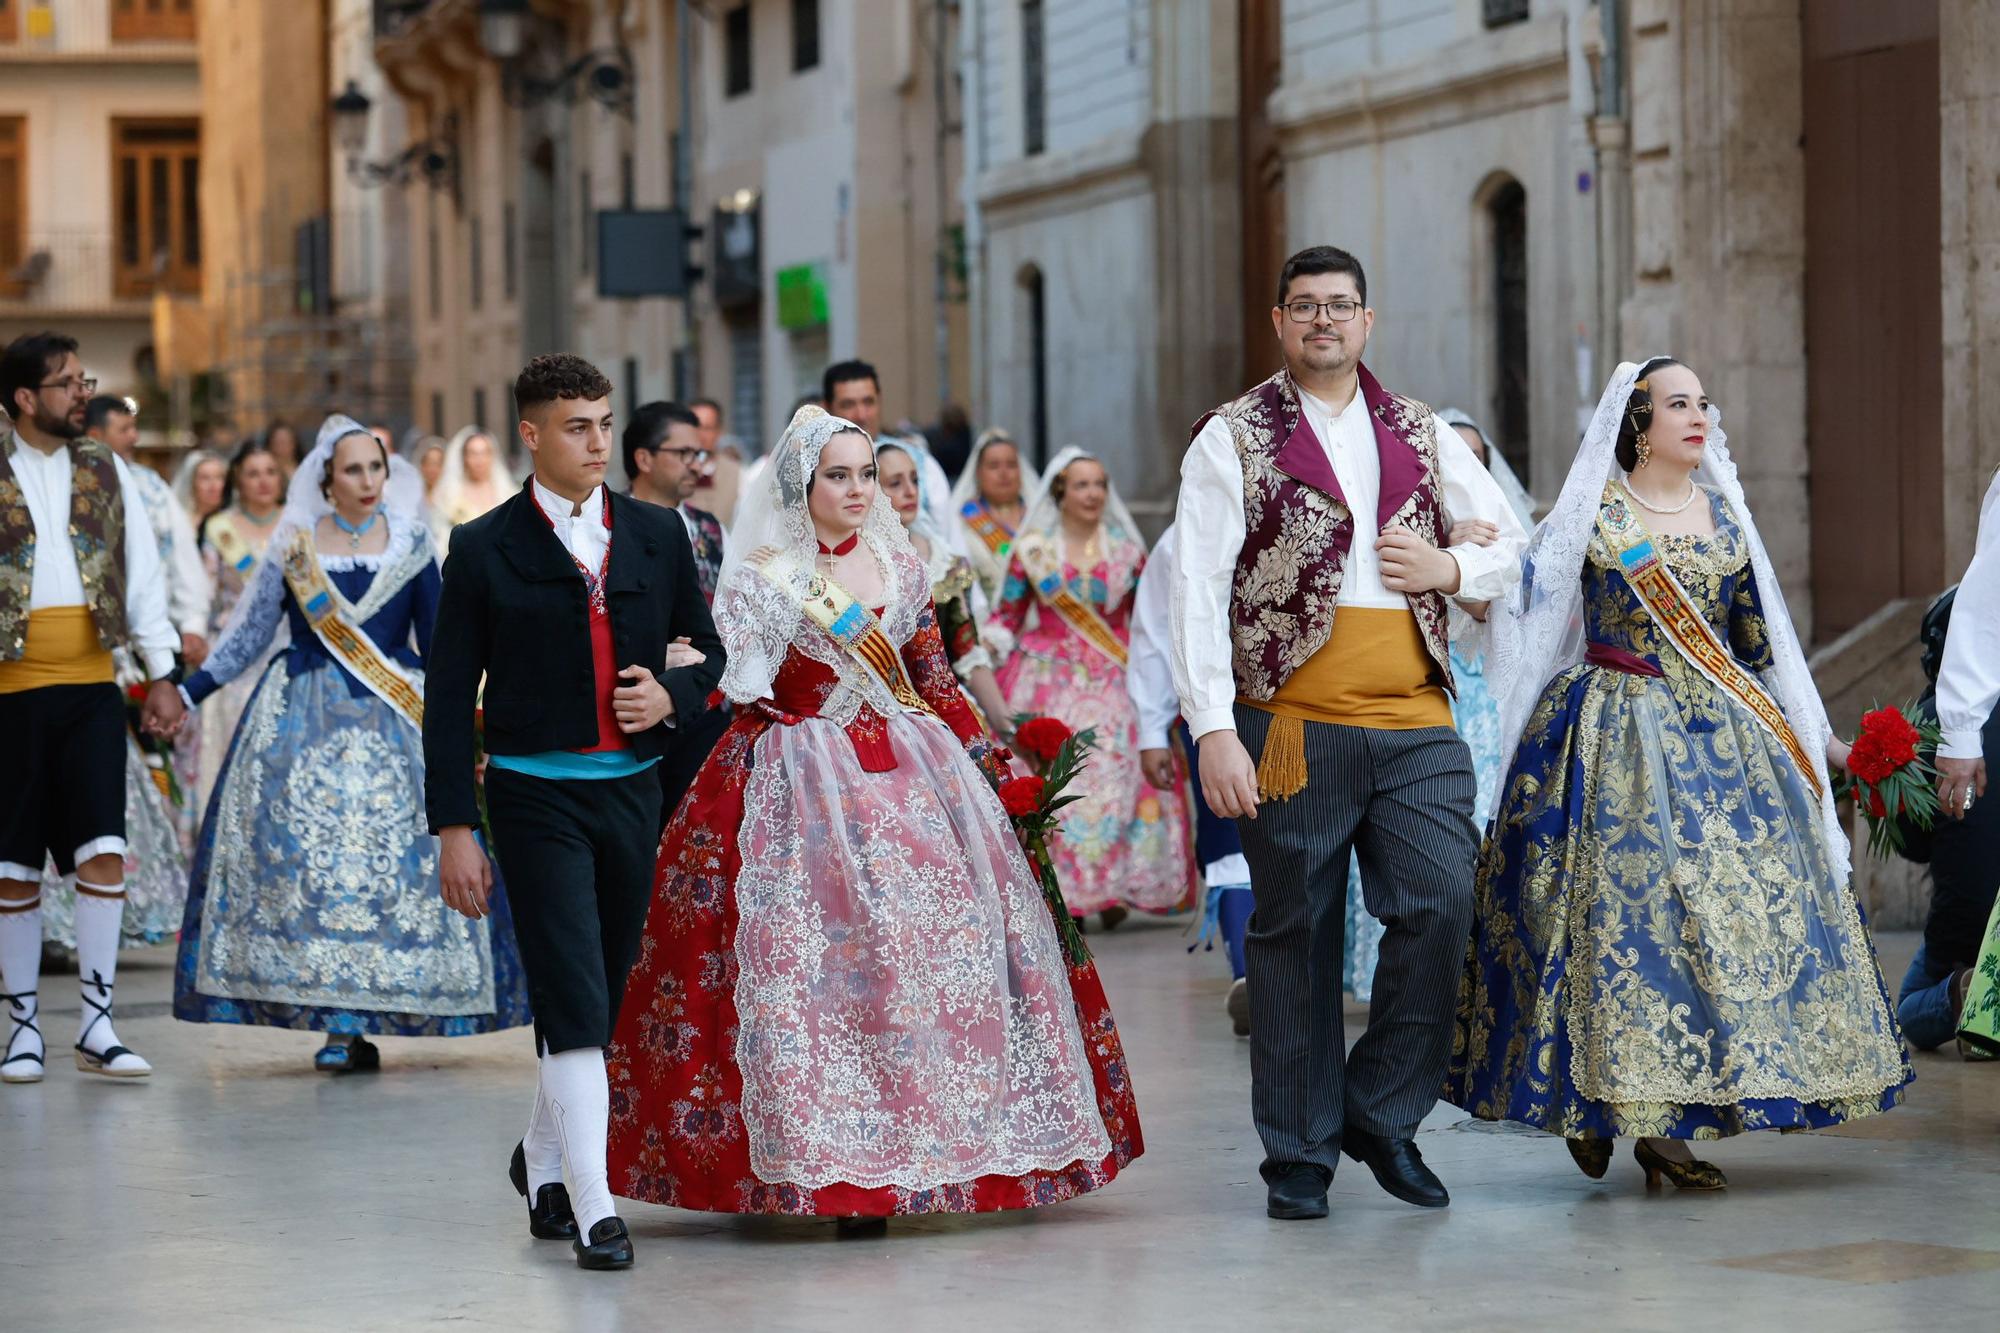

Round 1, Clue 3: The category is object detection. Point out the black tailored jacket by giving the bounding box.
[423,483,726,833]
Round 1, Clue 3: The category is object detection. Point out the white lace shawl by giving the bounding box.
[1486,360,1848,883]
[715,405,935,721]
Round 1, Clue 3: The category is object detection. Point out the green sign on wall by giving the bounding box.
[775,262,830,331]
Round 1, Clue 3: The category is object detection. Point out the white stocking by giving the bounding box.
[0,891,44,1077]
[523,1064,566,1194]
[72,881,148,1073]
[541,1046,615,1233]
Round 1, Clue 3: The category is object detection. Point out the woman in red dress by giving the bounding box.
[605,406,1141,1221]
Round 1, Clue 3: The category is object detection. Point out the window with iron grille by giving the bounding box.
[1022,1,1046,156]
[1483,0,1531,28]
[792,0,819,72]
[725,4,753,97]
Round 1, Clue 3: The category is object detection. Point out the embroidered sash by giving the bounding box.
[1015,532,1129,668]
[280,530,425,730]
[210,517,262,576]
[960,499,1015,562]
[1598,488,1821,797]
[751,546,933,716]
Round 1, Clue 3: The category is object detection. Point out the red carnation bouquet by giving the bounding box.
[998,715,1097,965]
[1841,701,1942,858]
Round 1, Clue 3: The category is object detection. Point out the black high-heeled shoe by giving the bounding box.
[835,1215,888,1239]
[1566,1137,1612,1180]
[508,1141,579,1240]
[1633,1139,1727,1191]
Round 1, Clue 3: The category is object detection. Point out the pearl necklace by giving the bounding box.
[1623,478,1701,516]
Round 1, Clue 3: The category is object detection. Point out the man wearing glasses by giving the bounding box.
[621,401,730,826]
[0,332,186,1084]
[1169,247,1526,1220]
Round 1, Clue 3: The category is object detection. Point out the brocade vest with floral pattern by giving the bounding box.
[0,436,129,660]
[1191,364,1454,701]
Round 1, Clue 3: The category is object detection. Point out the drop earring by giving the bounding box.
[1634,432,1652,469]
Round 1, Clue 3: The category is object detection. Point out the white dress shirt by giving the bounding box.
[1126,523,1182,752]
[1170,380,1528,740]
[128,460,213,637]
[534,476,609,573]
[1938,469,2000,761]
[8,437,180,679]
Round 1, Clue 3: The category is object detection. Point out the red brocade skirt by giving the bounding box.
[605,709,1144,1216]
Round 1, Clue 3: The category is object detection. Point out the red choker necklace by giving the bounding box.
[816,532,860,557]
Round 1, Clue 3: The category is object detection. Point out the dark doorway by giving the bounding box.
[1486,177,1530,481]
[1238,0,1285,387]
[1021,265,1048,470]
[1803,1,1942,640]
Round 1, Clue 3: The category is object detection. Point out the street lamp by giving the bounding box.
[475,0,634,117]
[329,79,458,192]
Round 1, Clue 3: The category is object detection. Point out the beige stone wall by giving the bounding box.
[1940,0,2000,573]
[195,0,329,427]
[1620,0,1814,631]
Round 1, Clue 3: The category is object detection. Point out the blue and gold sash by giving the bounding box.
[750,546,932,716]
[1015,532,1129,668]
[1598,486,1821,797]
[280,530,425,729]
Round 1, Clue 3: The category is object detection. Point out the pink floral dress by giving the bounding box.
[991,539,1196,915]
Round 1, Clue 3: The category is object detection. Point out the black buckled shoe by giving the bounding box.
[1341,1129,1449,1208]
[509,1140,579,1241]
[1265,1163,1330,1220]
[574,1216,634,1271]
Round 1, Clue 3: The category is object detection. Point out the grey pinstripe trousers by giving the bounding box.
[1233,705,1477,1182]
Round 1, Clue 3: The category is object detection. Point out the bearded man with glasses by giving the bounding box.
[0,331,186,1084]
[1169,246,1527,1219]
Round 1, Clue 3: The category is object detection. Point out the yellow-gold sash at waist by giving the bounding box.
[0,607,117,694]
[1239,605,1452,801]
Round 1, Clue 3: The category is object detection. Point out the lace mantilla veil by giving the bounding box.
[206,414,430,659]
[1486,361,1850,883]
[713,405,928,708]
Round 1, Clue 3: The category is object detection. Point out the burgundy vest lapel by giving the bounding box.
[1270,374,1347,506]
[1361,363,1424,530]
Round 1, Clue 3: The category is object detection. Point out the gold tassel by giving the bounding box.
[1255,714,1308,802]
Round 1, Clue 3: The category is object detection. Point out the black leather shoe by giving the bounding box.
[1341,1129,1449,1208]
[1264,1164,1330,1220]
[574,1216,635,1270]
[509,1141,579,1241]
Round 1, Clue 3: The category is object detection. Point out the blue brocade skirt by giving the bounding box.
[1446,660,1911,1138]
[174,656,530,1036]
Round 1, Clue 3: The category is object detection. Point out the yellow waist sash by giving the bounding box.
[1240,606,1451,800]
[0,607,117,694]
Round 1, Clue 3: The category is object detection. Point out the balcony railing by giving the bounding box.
[0,230,188,313]
[0,0,197,59]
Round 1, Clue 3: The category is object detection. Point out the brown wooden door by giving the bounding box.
[0,117,24,297]
[111,118,201,298]
[112,0,197,42]
[1803,2,1943,640]
[1238,0,1286,391]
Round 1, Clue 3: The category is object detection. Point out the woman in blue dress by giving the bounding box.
[161,416,529,1071]
[1342,410,1531,1001]
[1446,360,1910,1188]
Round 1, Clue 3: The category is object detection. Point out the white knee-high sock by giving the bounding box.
[72,881,130,1052]
[0,892,44,1069]
[523,1068,566,1194]
[541,1046,615,1233]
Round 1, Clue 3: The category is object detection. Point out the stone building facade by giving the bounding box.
[0,0,201,402]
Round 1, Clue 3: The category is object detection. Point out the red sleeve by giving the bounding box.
[903,599,983,744]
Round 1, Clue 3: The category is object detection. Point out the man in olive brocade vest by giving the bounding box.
[0,332,186,1085]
